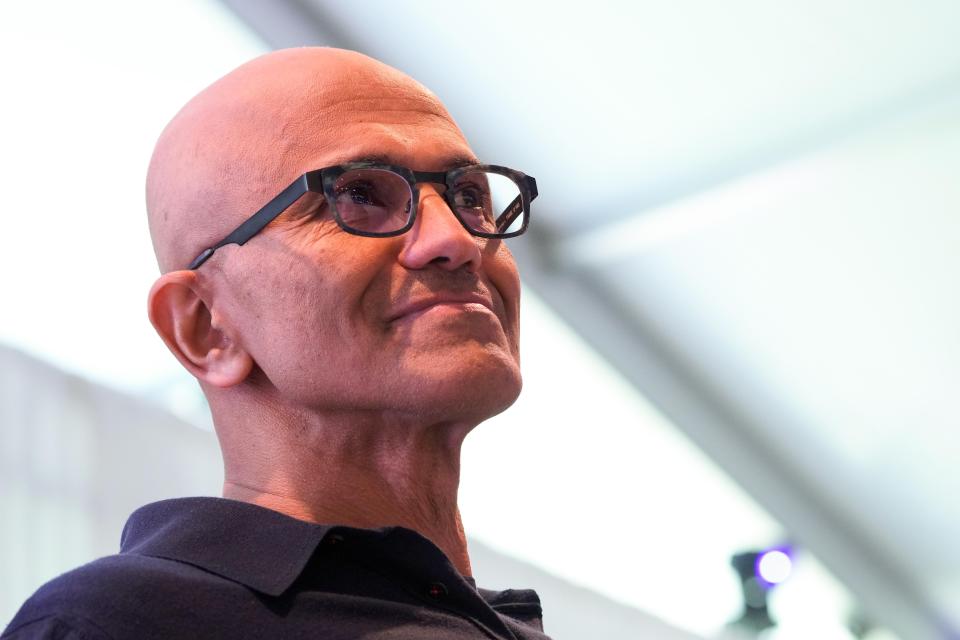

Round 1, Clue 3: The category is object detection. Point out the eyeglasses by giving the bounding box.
[187,162,538,270]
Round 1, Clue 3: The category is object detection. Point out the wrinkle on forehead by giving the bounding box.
[145,47,458,273]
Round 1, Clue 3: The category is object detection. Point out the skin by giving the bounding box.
[145,48,522,578]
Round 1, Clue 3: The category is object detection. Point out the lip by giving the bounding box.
[388,293,495,323]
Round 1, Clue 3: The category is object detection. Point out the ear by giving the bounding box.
[148,271,253,388]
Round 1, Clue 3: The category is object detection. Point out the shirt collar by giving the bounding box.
[120,496,333,597]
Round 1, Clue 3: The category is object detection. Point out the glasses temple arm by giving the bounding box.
[185,175,312,270]
[495,195,525,231]
[494,175,537,232]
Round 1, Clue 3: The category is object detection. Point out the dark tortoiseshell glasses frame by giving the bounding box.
[187,162,538,270]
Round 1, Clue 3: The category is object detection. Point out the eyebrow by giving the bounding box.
[347,153,480,170]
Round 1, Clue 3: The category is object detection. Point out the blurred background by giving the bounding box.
[1,1,958,638]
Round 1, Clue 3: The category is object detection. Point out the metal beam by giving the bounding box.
[217,0,355,50]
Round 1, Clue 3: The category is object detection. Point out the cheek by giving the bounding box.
[217,240,389,390]
[219,252,333,360]
[484,243,522,340]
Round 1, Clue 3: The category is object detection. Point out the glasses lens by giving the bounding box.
[450,170,526,236]
[331,169,413,234]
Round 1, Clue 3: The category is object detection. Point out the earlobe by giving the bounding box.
[147,272,253,388]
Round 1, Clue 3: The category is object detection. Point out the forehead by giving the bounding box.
[274,78,475,175]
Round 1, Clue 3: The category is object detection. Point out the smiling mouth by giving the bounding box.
[395,301,494,323]
[387,296,496,324]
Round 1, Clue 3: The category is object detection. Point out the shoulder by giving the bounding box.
[3,553,226,639]
[2,555,135,639]
[1,614,110,639]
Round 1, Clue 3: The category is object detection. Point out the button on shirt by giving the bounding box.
[2,498,551,640]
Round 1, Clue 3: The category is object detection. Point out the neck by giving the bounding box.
[214,398,475,578]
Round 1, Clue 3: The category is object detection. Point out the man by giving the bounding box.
[3,47,545,639]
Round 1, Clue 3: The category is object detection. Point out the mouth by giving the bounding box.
[387,294,496,324]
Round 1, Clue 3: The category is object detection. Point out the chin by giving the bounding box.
[399,345,522,423]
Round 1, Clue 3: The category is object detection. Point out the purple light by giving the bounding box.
[755,547,793,586]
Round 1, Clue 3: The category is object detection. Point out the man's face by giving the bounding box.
[208,72,522,423]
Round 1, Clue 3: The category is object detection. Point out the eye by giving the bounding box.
[335,181,382,206]
[453,185,486,210]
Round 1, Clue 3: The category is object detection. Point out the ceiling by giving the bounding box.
[219,1,960,637]
[0,1,956,637]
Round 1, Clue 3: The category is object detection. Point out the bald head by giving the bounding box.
[145,47,459,273]
[145,45,523,457]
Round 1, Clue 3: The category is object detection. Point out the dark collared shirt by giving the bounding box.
[3,497,551,639]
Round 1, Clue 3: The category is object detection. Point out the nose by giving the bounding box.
[397,184,482,272]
